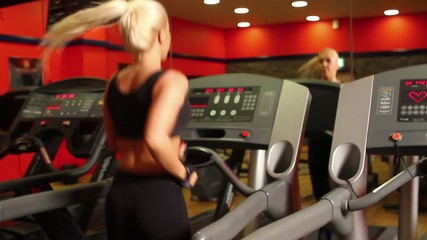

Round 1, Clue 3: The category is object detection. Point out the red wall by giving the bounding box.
[0,1,46,94]
[353,12,427,52]
[169,18,227,75]
[171,18,226,59]
[0,1,45,38]
[225,12,427,58]
[225,19,351,58]
[1,3,426,88]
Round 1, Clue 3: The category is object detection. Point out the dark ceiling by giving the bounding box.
[0,0,37,8]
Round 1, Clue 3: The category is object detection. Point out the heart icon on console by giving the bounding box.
[409,90,427,103]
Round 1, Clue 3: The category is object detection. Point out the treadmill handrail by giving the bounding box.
[241,159,427,240]
[241,187,352,240]
[347,159,423,211]
[187,146,255,196]
[192,190,268,240]
[242,200,333,240]
[0,130,108,193]
[190,146,299,240]
[0,179,111,222]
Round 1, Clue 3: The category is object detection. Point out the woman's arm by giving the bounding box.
[103,82,118,152]
[144,69,195,183]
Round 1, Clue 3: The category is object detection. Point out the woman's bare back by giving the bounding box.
[112,66,182,175]
[115,137,181,175]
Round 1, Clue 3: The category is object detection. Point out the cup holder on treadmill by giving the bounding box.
[195,129,226,139]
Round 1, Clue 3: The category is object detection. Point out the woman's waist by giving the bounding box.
[116,159,168,176]
[113,169,177,184]
[115,169,170,178]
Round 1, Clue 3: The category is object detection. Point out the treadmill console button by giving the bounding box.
[241,130,251,139]
[390,132,402,142]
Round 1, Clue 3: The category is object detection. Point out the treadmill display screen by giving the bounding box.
[398,79,427,122]
[189,86,260,122]
[21,92,104,118]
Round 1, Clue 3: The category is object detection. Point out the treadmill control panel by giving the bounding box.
[189,86,260,122]
[333,64,427,155]
[182,73,311,149]
[397,79,427,122]
[20,92,104,119]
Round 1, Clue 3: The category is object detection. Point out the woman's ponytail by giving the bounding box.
[41,0,168,62]
[41,0,129,58]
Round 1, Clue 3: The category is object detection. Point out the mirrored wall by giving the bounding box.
[160,0,427,82]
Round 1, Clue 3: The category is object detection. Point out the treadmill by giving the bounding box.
[0,73,312,240]
[181,73,311,235]
[240,63,427,240]
[0,78,114,240]
[189,78,340,240]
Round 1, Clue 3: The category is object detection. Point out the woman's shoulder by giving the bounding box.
[159,69,188,86]
[162,69,186,79]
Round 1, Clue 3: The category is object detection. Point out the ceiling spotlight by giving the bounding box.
[234,8,249,14]
[306,15,320,21]
[237,22,251,28]
[292,1,308,8]
[384,9,399,16]
[204,0,220,5]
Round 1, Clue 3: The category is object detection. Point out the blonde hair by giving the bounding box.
[41,0,168,60]
[297,56,320,79]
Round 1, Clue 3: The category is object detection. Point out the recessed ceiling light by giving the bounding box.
[384,9,399,16]
[292,1,308,8]
[234,8,249,14]
[204,0,220,5]
[237,22,251,28]
[306,15,320,21]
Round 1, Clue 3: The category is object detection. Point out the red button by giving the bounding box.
[241,131,251,138]
[391,132,402,141]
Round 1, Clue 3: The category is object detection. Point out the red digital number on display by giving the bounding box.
[191,104,208,108]
[408,90,427,103]
[55,94,76,99]
[405,81,413,86]
[404,80,427,86]
[205,88,214,93]
[228,87,235,93]
[46,106,61,110]
[216,88,225,93]
[237,87,244,92]
[415,80,427,86]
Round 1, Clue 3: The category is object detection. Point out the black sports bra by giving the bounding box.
[106,71,191,138]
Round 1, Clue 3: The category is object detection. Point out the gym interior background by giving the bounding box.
[1,0,427,239]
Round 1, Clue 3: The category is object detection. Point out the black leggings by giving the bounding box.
[105,171,191,240]
[308,136,333,200]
